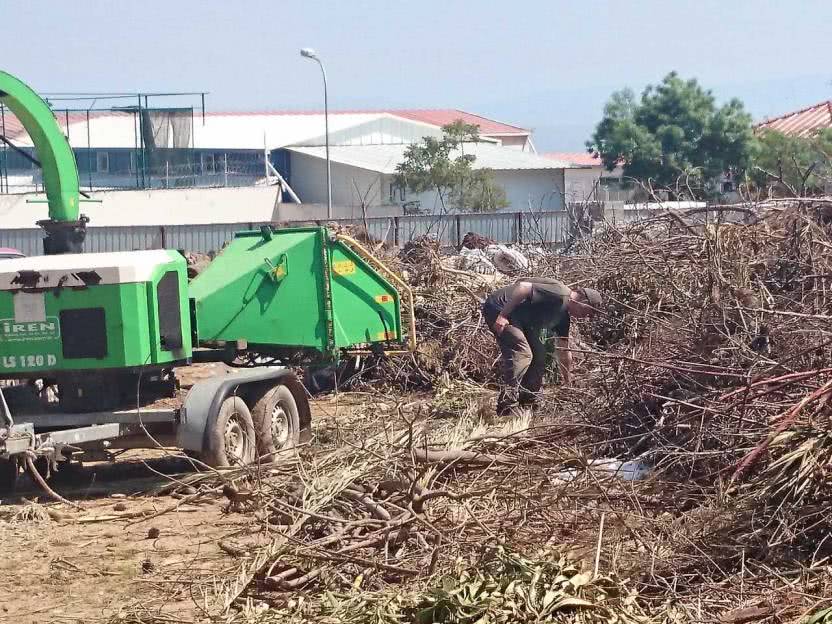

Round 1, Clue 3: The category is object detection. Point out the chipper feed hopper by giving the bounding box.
[0,69,415,492]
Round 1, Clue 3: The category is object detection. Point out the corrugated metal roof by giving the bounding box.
[1,110,122,143]
[1,107,528,150]
[756,100,832,138]
[6,110,384,149]
[2,110,135,147]
[193,112,382,150]
[287,143,577,173]
[208,109,529,135]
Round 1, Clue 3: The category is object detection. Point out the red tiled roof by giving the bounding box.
[756,100,832,138]
[542,152,601,167]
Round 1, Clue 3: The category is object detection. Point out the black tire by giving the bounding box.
[202,396,256,467]
[251,384,300,461]
[0,458,19,497]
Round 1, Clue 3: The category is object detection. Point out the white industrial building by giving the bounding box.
[2,107,585,217]
[288,143,572,216]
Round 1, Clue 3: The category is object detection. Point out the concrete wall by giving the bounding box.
[564,168,601,203]
[382,170,566,214]
[286,153,408,219]
[1,186,287,228]
[493,169,565,212]
[495,135,530,151]
[563,166,637,203]
[2,182,412,234]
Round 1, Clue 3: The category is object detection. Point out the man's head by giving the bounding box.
[567,287,603,318]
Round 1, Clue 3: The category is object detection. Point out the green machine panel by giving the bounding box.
[189,226,402,356]
[328,242,402,348]
[0,249,191,376]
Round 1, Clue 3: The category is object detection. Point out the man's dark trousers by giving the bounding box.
[493,323,545,411]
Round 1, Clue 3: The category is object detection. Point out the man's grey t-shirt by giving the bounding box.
[483,278,571,337]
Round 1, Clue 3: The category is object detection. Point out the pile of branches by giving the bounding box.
[544,201,832,599]
[159,404,668,622]
[351,199,832,619]
[125,200,832,623]
[357,236,505,390]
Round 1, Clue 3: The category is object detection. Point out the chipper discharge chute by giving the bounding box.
[189,226,415,360]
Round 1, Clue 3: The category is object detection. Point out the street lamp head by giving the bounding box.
[300,47,318,60]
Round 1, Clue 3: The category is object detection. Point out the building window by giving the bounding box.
[96,152,109,173]
[389,183,406,202]
[201,153,216,174]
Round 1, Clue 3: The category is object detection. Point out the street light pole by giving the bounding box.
[300,47,332,220]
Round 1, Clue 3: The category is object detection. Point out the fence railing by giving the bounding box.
[316,211,572,248]
[1,205,756,257]
[1,211,575,256]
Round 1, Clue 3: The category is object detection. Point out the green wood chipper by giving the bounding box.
[0,70,415,492]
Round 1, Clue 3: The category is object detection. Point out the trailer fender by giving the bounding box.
[177,367,311,454]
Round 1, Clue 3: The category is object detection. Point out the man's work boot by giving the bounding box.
[518,389,540,413]
[496,398,517,417]
[496,388,519,417]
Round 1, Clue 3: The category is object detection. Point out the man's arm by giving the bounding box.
[555,336,572,385]
[493,281,533,334]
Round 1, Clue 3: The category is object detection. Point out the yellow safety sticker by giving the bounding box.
[332,260,356,276]
[375,294,394,304]
[376,331,396,341]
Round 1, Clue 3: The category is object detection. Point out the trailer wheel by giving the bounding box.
[203,396,256,467]
[251,384,300,461]
[0,458,19,497]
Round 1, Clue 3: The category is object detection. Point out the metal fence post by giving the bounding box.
[393,216,400,247]
[160,225,166,249]
[455,214,462,248]
[517,212,523,244]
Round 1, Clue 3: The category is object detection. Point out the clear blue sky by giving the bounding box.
[3,0,831,151]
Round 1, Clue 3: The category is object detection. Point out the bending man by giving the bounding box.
[482,278,602,414]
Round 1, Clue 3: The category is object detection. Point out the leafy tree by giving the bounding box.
[452,168,509,214]
[751,129,832,197]
[587,72,755,198]
[395,121,508,213]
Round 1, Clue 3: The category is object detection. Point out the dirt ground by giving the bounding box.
[0,394,362,624]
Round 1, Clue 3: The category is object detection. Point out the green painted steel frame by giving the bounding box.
[0,71,81,223]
